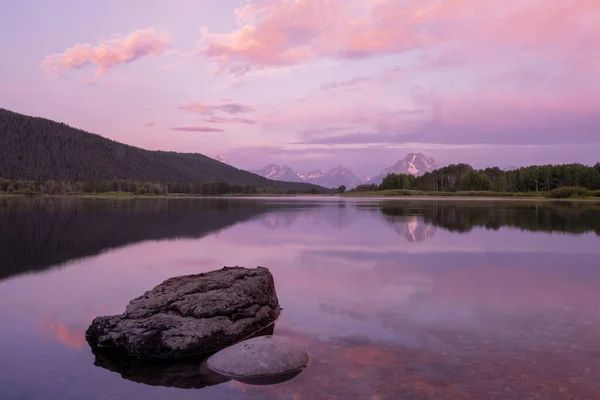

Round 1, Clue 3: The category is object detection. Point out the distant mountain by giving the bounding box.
[371,153,438,184]
[0,108,327,193]
[314,165,365,188]
[252,164,366,188]
[252,154,438,189]
[297,170,325,181]
[252,164,303,182]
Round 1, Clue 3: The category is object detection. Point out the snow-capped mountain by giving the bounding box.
[371,153,438,184]
[297,170,325,180]
[213,155,229,164]
[251,164,303,182]
[252,164,366,188]
[314,165,365,189]
[250,153,439,189]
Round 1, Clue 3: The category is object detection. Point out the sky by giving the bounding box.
[1,0,599,176]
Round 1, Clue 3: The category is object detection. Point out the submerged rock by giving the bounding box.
[86,266,280,359]
[207,335,309,385]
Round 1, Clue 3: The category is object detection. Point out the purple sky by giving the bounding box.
[1,0,599,176]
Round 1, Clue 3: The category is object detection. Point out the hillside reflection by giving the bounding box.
[0,197,318,281]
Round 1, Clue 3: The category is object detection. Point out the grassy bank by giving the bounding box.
[0,191,332,199]
[342,190,542,198]
[342,187,600,201]
[3,186,600,201]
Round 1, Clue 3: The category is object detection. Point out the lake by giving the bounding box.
[1,197,600,399]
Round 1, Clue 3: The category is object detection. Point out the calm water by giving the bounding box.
[1,197,600,399]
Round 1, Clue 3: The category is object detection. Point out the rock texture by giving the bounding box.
[207,335,309,385]
[85,266,280,359]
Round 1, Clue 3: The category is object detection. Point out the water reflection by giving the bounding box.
[3,198,600,283]
[92,350,230,389]
[0,197,321,281]
[1,198,600,399]
[387,215,436,242]
[376,200,600,235]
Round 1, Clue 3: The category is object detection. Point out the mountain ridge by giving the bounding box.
[0,108,328,193]
[252,164,365,189]
[252,153,438,188]
[370,153,438,185]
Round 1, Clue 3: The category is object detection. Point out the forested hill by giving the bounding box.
[0,108,325,192]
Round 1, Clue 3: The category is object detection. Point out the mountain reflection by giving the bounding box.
[260,204,355,230]
[386,215,436,242]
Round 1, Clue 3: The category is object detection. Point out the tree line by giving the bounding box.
[0,178,316,196]
[353,163,600,197]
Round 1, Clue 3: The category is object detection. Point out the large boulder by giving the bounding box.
[85,266,280,359]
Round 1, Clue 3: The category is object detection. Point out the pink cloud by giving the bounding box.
[42,27,170,75]
[198,0,598,75]
[143,122,156,127]
[85,79,113,87]
[178,101,255,115]
[202,117,256,125]
[290,85,600,147]
[197,0,343,74]
[321,76,373,92]
[254,58,600,149]
[171,126,225,132]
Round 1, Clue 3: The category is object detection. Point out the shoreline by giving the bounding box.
[343,195,600,202]
[0,193,333,200]
[341,190,600,202]
[2,192,600,202]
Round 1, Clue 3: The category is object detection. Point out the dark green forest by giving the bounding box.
[353,163,600,198]
[0,108,327,194]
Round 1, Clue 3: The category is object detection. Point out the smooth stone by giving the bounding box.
[85,266,280,359]
[207,335,309,385]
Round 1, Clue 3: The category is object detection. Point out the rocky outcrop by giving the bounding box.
[86,266,280,359]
